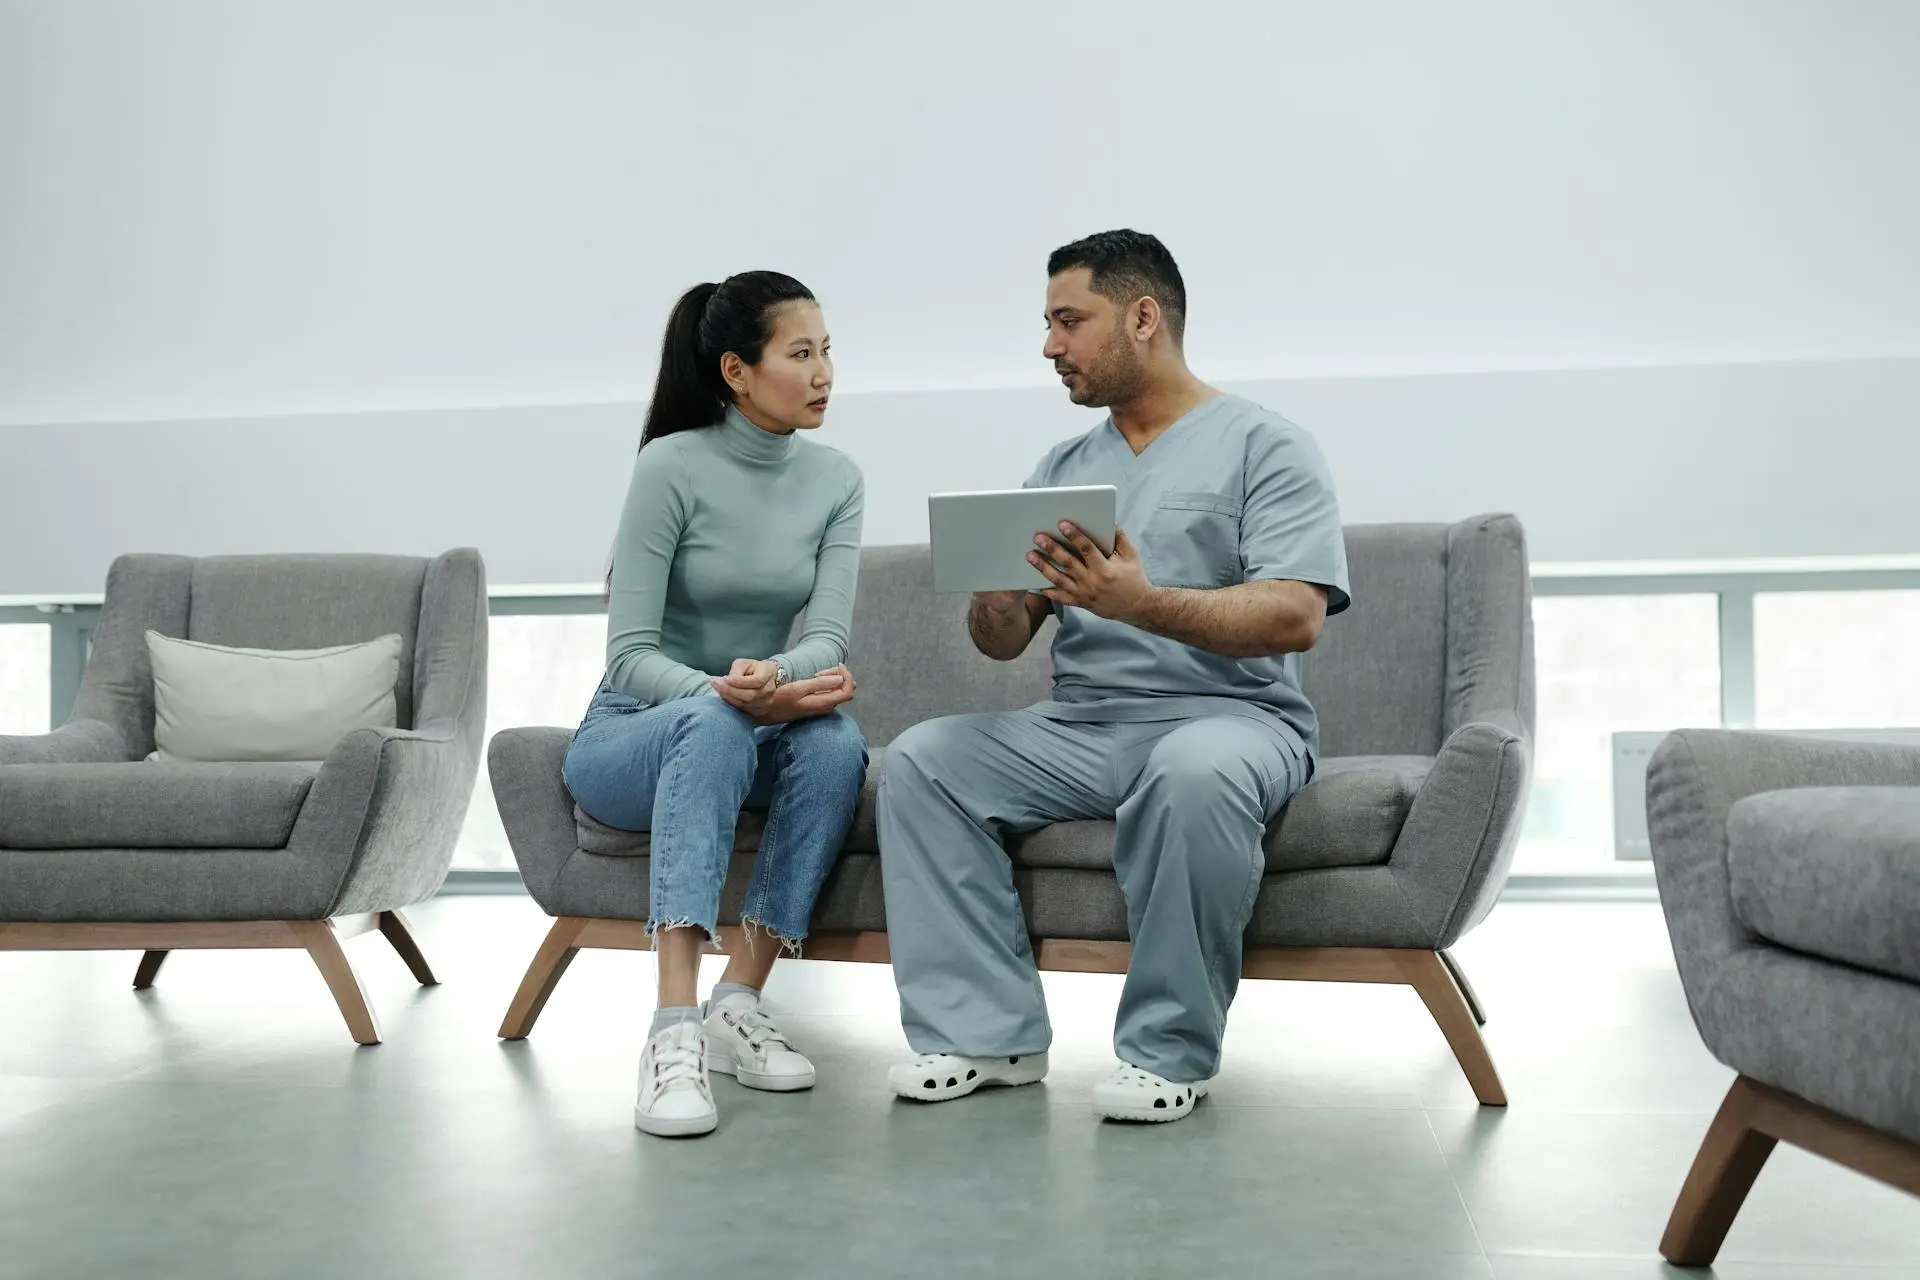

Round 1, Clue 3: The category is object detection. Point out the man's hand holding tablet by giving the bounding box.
[1027,521,1152,622]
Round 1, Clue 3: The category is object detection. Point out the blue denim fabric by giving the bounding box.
[562,682,867,944]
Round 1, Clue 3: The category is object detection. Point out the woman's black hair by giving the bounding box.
[638,270,817,450]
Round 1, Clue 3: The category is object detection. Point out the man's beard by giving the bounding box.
[1067,333,1145,408]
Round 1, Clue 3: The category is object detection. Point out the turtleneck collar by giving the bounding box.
[718,404,799,467]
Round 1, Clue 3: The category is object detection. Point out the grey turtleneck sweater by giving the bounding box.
[604,406,865,704]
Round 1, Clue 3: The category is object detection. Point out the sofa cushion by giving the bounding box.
[572,748,1422,875]
[577,747,887,857]
[0,761,318,850]
[1266,755,1429,871]
[1007,755,1426,872]
[146,629,402,762]
[1727,786,1920,985]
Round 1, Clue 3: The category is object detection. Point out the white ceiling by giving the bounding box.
[3,0,1917,426]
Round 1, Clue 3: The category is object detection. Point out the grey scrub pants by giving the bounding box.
[877,707,1309,1083]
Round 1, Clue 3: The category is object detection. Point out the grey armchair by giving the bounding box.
[0,550,488,1044]
[1646,729,1920,1267]
[490,517,1532,1103]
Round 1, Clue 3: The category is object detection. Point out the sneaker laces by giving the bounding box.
[651,1029,704,1087]
[732,1006,792,1054]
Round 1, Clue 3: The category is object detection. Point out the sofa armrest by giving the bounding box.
[486,727,577,912]
[289,723,482,916]
[0,719,129,765]
[1442,514,1534,745]
[1646,728,1920,1014]
[1386,719,1532,947]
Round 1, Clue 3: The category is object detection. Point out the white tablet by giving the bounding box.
[927,485,1118,594]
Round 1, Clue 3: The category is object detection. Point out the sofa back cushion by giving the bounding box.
[1299,523,1451,758]
[186,554,426,729]
[845,523,1468,759]
[841,545,1053,748]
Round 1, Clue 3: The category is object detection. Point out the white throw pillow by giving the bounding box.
[145,631,404,763]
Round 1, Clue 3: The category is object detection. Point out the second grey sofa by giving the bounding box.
[490,516,1533,1104]
[0,550,489,1044]
[1646,729,1920,1266]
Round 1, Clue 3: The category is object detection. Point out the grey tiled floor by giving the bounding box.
[3,897,1916,1279]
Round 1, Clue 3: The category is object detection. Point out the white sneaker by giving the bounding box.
[633,1019,717,1137]
[888,1051,1050,1103]
[703,991,815,1092]
[1093,1063,1210,1123]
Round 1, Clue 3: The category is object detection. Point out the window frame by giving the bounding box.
[13,567,1920,899]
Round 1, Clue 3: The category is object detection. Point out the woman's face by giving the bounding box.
[725,301,833,433]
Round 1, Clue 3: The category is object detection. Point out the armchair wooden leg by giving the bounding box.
[1438,948,1487,1026]
[289,921,382,1046]
[498,917,589,1040]
[1394,950,1507,1106]
[377,910,438,986]
[1661,1077,1777,1267]
[133,950,169,990]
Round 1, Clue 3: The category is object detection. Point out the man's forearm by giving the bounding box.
[1126,580,1321,658]
[968,595,1039,661]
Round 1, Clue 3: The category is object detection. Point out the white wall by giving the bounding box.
[4,356,1916,599]
[2,1,1917,594]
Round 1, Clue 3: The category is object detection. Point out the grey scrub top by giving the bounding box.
[1023,393,1352,760]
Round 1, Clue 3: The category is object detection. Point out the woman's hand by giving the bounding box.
[755,665,856,725]
[712,658,782,717]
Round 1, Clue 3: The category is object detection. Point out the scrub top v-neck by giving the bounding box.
[1020,393,1351,761]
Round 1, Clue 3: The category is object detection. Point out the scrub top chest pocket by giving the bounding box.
[1140,490,1245,589]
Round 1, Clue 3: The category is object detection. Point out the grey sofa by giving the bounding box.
[0,550,488,1045]
[1646,729,1920,1267]
[490,516,1532,1104]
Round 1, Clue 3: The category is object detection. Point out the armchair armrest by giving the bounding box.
[289,722,483,917]
[1386,719,1532,947]
[486,727,577,912]
[1646,728,1920,1008]
[0,719,129,765]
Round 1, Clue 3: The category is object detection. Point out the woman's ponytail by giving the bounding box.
[638,281,727,449]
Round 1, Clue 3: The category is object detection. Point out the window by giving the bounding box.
[1516,594,1722,872]
[454,612,609,871]
[0,623,52,737]
[1755,589,1920,730]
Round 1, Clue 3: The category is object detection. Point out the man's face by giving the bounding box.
[1042,268,1145,408]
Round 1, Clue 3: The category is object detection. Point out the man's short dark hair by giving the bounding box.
[1047,229,1187,342]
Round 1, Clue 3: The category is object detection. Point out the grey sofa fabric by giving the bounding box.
[1646,729,1920,1146]
[0,549,488,923]
[0,761,316,849]
[1727,786,1920,986]
[571,747,1428,874]
[491,516,1533,952]
[839,544,1057,749]
[0,719,135,767]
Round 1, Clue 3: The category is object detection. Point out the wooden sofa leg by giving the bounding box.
[1661,1077,1777,1267]
[498,917,589,1041]
[1394,950,1507,1106]
[1438,949,1487,1026]
[289,921,382,1046]
[378,910,438,986]
[133,950,169,990]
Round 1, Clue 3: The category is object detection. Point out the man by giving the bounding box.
[877,229,1353,1123]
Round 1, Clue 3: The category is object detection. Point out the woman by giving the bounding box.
[563,271,868,1138]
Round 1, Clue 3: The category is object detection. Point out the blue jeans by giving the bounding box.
[562,687,867,946]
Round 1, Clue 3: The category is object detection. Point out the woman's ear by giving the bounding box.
[719,351,749,397]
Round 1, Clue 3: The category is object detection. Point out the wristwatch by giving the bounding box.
[773,663,791,689]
